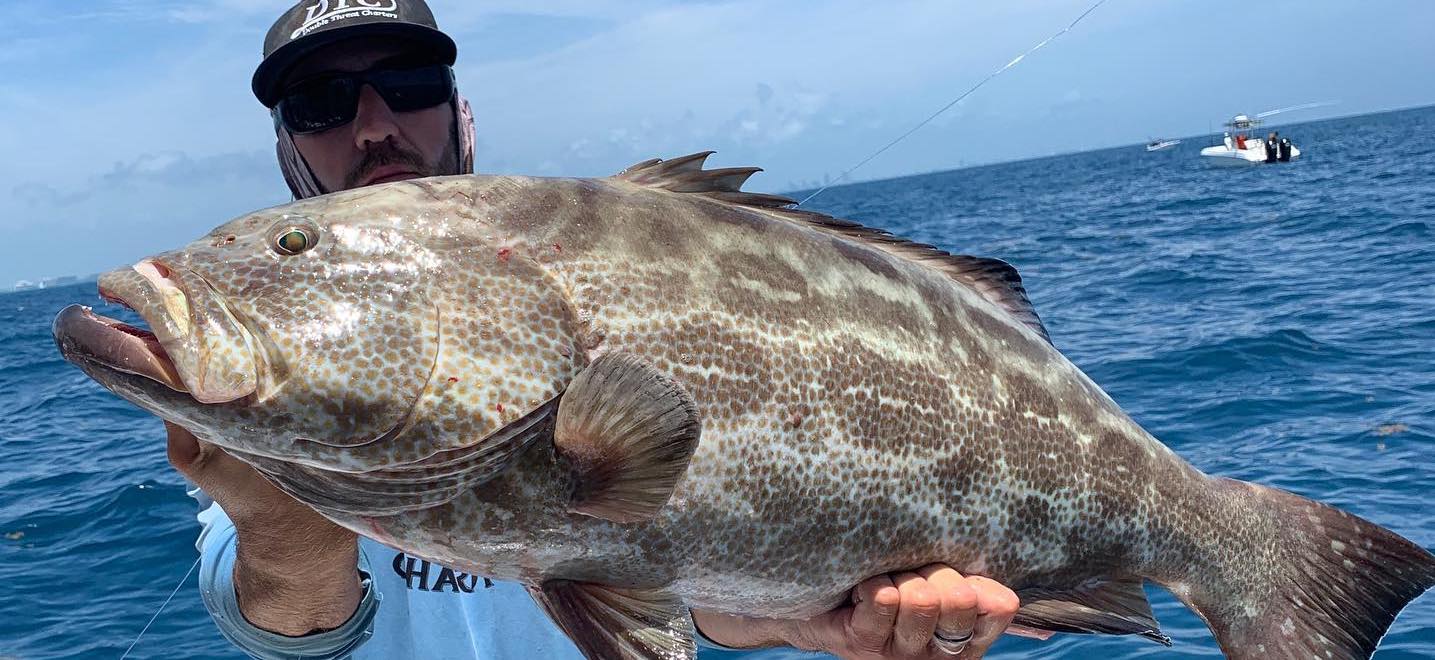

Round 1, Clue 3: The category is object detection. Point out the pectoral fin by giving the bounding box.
[528,581,695,660]
[1014,577,1171,645]
[555,352,701,523]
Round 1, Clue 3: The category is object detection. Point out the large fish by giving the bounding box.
[55,153,1432,659]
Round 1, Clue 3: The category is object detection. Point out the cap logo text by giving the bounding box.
[291,0,400,40]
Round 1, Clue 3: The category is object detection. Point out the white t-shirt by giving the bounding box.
[197,501,584,659]
[193,499,771,659]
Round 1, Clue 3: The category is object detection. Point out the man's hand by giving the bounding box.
[168,422,363,635]
[692,564,1019,659]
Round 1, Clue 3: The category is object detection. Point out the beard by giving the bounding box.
[342,120,461,190]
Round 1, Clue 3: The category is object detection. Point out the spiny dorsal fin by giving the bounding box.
[620,151,763,194]
[616,153,1052,345]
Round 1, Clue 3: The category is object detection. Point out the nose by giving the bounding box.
[351,84,400,148]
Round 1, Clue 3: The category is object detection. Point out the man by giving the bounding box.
[174,2,1020,658]
[1264,131,1279,163]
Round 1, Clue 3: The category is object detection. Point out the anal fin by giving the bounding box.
[1014,577,1171,645]
[555,352,702,523]
[528,580,695,660]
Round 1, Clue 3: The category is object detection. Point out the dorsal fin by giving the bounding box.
[615,153,1053,345]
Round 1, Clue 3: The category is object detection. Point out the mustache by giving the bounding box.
[344,139,429,189]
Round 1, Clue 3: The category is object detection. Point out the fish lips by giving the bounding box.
[55,261,259,405]
[53,304,187,395]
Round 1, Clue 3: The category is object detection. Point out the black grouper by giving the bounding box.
[53,153,1434,659]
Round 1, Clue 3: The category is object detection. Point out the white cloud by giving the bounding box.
[2,149,286,283]
[168,0,288,24]
[162,0,683,27]
[459,0,1061,178]
[2,0,1434,284]
[430,0,676,25]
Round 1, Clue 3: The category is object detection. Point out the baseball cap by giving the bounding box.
[252,0,457,108]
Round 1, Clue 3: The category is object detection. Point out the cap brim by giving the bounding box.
[252,22,457,107]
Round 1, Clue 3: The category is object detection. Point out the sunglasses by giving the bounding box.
[276,64,456,135]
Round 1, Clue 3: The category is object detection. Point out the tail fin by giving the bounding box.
[1179,479,1435,660]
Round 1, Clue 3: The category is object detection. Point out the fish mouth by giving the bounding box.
[54,303,187,394]
[54,259,259,405]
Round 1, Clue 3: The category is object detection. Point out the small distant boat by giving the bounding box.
[1146,139,1181,152]
[12,279,37,291]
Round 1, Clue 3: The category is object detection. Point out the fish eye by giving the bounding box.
[273,227,316,255]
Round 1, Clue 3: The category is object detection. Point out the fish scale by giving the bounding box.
[53,152,1435,660]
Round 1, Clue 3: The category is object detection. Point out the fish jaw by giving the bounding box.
[51,302,247,431]
[52,303,186,394]
[54,259,260,415]
[97,260,259,404]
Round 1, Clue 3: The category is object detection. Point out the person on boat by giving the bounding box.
[1235,132,1248,150]
[1278,137,1293,162]
[1223,132,1234,150]
[166,2,1021,659]
[1264,132,1279,163]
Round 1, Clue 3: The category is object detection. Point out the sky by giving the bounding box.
[2,0,1433,285]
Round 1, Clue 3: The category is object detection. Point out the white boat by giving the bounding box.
[1199,114,1300,166]
[1197,102,1336,166]
[12,279,37,291]
[1146,139,1181,152]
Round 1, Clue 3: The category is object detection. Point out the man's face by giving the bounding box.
[283,38,457,192]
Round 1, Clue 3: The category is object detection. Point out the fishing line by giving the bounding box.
[1255,100,1338,119]
[119,554,200,660]
[798,0,1111,206]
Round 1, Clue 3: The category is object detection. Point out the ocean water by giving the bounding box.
[2,105,1432,659]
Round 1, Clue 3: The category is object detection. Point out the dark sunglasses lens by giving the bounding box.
[279,78,359,134]
[373,65,454,112]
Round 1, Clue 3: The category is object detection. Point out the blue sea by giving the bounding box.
[3,106,1432,659]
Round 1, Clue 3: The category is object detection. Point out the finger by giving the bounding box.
[165,422,278,506]
[958,576,1020,659]
[891,572,942,657]
[917,564,979,651]
[784,605,851,654]
[848,574,900,654]
[166,422,242,481]
[165,421,227,481]
[164,421,203,471]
